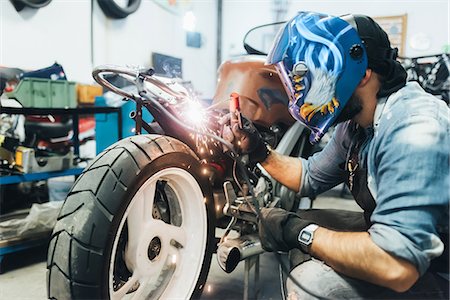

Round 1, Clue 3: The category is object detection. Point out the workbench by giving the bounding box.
[0,106,123,270]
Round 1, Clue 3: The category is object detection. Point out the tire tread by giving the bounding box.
[47,135,206,299]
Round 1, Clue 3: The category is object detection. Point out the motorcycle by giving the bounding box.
[46,22,312,299]
[399,53,450,105]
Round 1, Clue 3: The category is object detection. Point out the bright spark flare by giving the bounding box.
[183,100,206,126]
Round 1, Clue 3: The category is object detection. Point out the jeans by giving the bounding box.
[287,259,449,299]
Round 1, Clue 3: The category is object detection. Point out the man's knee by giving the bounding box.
[286,259,339,299]
[286,259,377,299]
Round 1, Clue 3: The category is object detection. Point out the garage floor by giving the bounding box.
[0,188,360,299]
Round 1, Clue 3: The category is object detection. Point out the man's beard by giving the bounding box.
[334,94,363,124]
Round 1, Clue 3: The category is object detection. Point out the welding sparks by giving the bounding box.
[174,94,226,159]
[183,100,206,126]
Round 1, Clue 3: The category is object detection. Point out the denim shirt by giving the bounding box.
[299,82,450,276]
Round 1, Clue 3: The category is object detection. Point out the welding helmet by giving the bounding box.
[266,12,368,144]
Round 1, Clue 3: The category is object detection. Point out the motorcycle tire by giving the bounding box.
[10,0,51,12]
[47,135,215,299]
[97,0,141,19]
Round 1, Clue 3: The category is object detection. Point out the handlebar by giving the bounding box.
[92,65,188,103]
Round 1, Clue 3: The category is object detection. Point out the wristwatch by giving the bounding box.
[298,224,319,253]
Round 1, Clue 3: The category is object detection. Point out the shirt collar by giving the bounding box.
[373,96,388,128]
[373,82,423,128]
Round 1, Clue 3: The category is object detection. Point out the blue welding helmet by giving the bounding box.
[266,12,368,144]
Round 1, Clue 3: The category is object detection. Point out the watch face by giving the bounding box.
[299,231,312,244]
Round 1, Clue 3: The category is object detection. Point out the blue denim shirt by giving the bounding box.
[299,82,450,276]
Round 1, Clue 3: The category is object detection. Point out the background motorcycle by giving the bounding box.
[46,23,312,299]
[399,53,450,105]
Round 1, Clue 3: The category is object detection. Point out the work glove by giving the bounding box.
[258,207,313,253]
[220,114,270,165]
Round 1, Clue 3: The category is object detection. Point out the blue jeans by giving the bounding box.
[287,259,448,299]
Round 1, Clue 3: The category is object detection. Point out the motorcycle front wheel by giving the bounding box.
[47,135,215,299]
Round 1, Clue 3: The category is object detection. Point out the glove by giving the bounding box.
[221,114,270,164]
[258,207,313,253]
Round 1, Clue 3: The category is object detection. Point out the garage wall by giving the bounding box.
[0,1,92,83]
[222,0,450,59]
[0,0,218,98]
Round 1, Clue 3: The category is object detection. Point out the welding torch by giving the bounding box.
[230,92,243,130]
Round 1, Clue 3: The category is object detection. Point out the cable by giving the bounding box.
[102,73,330,299]
[273,251,329,300]
[90,0,94,69]
[142,91,330,299]
[237,162,329,299]
[232,160,258,215]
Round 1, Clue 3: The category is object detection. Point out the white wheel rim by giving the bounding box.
[109,167,208,299]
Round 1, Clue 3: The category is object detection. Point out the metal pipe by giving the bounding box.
[216,234,264,273]
[216,0,223,70]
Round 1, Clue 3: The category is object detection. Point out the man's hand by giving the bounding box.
[221,114,270,164]
[258,207,313,252]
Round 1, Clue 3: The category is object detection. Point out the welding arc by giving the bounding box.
[140,93,329,300]
[139,92,236,155]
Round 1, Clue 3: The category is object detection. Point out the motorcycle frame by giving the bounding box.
[93,65,310,226]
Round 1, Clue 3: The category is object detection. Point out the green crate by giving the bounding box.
[6,78,77,108]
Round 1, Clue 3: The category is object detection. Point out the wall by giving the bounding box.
[0,0,218,98]
[0,0,92,82]
[222,0,450,59]
[2,0,448,97]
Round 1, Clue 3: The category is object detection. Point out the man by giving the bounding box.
[223,12,449,299]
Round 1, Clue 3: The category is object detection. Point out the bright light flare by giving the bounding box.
[183,100,206,126]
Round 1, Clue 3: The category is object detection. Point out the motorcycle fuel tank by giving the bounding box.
[213,55,295,128]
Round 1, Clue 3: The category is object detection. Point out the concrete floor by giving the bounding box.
[0,188,360,300]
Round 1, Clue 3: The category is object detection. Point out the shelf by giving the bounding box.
[0,168,84,185]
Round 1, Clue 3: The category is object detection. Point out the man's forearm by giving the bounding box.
[310,228,419,292]
[261,150,302,192]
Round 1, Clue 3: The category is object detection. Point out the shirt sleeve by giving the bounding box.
[368,108,449,276]
[299,122,351,198]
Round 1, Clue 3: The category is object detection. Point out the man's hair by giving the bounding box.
[353,15,407,97]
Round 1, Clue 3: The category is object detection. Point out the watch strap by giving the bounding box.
[298,224,319,253]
